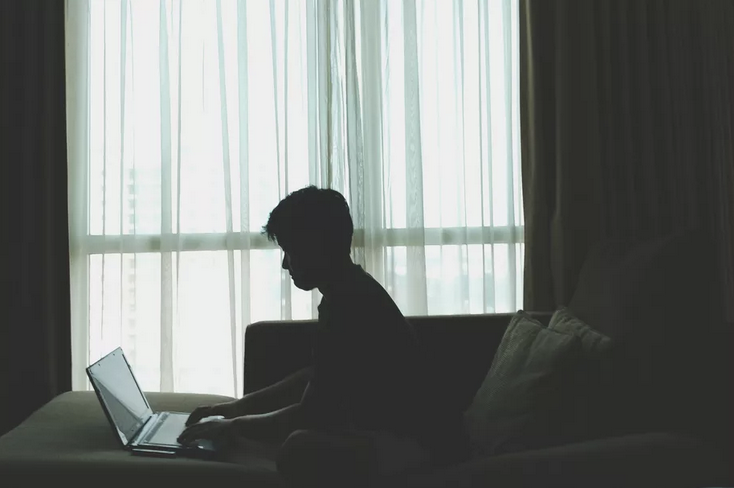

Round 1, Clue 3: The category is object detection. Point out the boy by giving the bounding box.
[180,187,466,484]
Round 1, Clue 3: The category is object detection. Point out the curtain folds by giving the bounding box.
[1,0,72,435]
[65,0,523,397]
[521,0,734,317]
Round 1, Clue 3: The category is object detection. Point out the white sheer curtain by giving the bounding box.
[65,0,522,397]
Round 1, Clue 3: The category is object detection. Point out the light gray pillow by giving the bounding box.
[549,307,613,357]
[463,311,581,456]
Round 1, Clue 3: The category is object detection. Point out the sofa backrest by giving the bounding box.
[244,312,552,415]
[408,313,551,414]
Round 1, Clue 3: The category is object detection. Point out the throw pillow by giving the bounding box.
[548,307,615,440]
[463,311,581,457]
[568,230,722,435]
[549,307,613,355]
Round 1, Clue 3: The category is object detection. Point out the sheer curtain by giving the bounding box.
[65,0,522,397]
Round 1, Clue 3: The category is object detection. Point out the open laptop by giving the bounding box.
[86,347,219,458]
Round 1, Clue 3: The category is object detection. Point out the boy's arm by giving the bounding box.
[178,401,310,446]
[236,365,313,415]
[231,403,308,443]
[232,379,322,443]
[186,366,313,425]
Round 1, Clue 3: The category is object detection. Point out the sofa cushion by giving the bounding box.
[463,311,581,456]
[568,230,723,435]
[548,308,616,440]
[549,308,613,355]
[569,231,700,341]
[0,391,284,487]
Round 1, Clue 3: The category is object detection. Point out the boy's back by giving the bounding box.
[306,263,468,463]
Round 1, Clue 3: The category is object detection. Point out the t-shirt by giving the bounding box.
[302,264,468,464]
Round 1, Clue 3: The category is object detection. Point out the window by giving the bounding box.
[66,0,522,397]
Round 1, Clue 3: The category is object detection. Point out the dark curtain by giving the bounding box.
[520,0,734,317]
[0,0,71,436]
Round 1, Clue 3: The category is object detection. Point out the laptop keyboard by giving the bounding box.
[145,413,187,446]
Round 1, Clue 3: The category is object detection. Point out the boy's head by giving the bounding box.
[264,186,353,290]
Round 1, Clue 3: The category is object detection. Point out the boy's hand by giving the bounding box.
[186,402,240,426]
[178,418,235,446]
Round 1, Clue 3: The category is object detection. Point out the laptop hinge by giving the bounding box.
[129,413,158,448]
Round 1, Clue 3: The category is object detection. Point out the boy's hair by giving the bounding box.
[263,186,353,256]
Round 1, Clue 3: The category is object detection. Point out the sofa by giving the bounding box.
[1,231,732,487]
[0,312,730,488]
[245,313,733,488]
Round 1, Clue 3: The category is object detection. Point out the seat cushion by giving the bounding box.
[0,391,284,487]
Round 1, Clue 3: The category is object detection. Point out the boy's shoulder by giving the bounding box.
[320,265,408,332]
[336,266,402,311]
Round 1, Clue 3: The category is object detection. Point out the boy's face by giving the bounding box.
[281,246,322,291]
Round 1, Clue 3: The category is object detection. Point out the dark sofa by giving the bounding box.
[245,314,732,488]
[0,312,730,487]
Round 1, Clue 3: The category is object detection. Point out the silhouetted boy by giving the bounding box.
[180,186,467,484]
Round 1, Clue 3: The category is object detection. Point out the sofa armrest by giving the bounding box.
[393,432,731,488]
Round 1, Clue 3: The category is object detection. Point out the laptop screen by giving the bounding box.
[87,348,153,446]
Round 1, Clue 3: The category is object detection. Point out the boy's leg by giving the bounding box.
[277,429,430,487]
[367,432,431,476]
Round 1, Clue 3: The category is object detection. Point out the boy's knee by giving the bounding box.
[277,429,309,476]
[279,429,311,455]
[277,430,375,488]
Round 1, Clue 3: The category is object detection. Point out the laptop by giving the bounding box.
[86,347,219,458]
